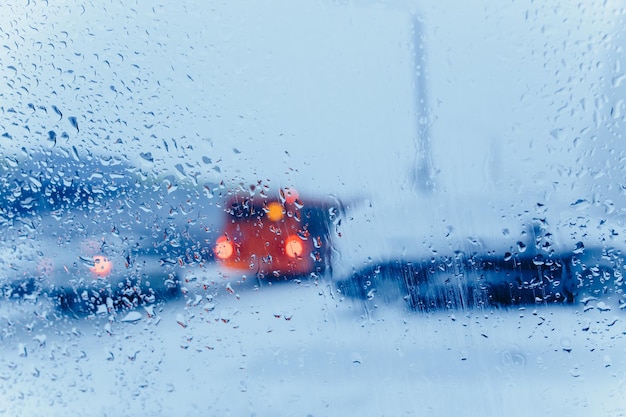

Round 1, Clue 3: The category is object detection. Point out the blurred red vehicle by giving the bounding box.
[214,188,339,278]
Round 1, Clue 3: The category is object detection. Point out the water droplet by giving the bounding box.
[604,200,615,215]
[572,241,584,254]
[176,314,187,328]
[569,366,581,378]
[68,116,79,132]
[175,163,186,177]
[121,311,142,323]
[33,334,46,346]
[561,338,572,353]
[517,241,527,253]
[51,105,62,120]
[550,129,564,140]
[5,156,18,168]
[144,305,155,318]
[612,72,626,88]
[186,295,202,307]
[570,199,589,210]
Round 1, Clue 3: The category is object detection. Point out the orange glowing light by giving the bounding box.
[214,236,234,259]
[267,201,284,221]
[90,255,113,277]
[285,235,304,258]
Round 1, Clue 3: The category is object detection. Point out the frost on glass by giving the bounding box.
[1,0,626,416]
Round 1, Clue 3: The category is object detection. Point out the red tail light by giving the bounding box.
[214,236,234,259]
[90,255,113,278]
[284,235,304,258]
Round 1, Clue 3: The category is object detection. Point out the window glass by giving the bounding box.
[1,1,625,416]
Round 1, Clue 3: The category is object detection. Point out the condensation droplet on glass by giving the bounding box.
[570,199,589,210]
[561,338,572,353]
[51,105,62,120]
[18,343,27,357]
[121,311,142,323]
[68,116,79,132]
[573,241,584,254]
[176,314,187,328]
[140,152,154,162]
[612,72,626,88]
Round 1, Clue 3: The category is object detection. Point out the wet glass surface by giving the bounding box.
[1,1,626,416]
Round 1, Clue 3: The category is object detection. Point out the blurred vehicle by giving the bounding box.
[335,236,624,311]
[0,150,344,315]
[0,149,222,315]
[213,188,339,279]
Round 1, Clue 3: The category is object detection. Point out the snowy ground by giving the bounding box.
[1,269,625,417]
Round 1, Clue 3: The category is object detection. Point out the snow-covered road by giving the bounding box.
[2,273,624,417]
